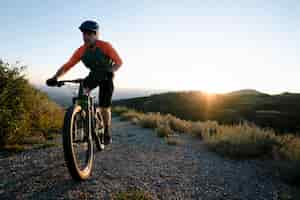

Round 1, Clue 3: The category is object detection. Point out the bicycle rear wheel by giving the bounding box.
[62,105,93,180]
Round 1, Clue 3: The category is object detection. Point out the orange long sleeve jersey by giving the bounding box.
[61,39,123,73]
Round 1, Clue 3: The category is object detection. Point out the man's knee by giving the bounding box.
[100,106,111,125]
[100,106,111,113]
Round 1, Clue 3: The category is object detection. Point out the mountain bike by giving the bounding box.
[48,78,105,180]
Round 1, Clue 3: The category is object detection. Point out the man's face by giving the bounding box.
[82,30,98,46]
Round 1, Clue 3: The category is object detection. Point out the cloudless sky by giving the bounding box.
[0,0,299,94]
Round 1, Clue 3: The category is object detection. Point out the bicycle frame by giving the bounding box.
[59,79,97,142]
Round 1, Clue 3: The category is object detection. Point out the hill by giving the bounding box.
[227,89,267,96]
[113,90,300,133]
[36,84,168,107]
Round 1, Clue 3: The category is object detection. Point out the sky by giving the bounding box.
[0,0,299,94]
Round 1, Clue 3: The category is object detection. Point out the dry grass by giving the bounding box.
[112,106,300,161]
[119,110,143,122]
[137,112,162,129]
[204,122,279,159]
[0,141,59,153]
[112,106,300,185]
[275,134,300,160]
[110,189,153,200]
[189,120,218,139]
[112,106,131,115]
[20,135,47,145]
[0,144,27,152]
[155,123,174,137]
[165,136,183,145]
[164,114,191,133]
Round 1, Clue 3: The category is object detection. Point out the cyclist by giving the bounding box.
[46,20,123,145]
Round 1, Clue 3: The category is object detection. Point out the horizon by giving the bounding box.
[1,1,300,94]
[36,81,299,97]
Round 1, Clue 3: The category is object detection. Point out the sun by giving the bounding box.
[163,68,236,94]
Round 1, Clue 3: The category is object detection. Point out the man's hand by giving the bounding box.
[46,77,58,86]
[112,63,120,72]
[111,64,120,80]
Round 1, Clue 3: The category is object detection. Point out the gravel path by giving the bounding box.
[0,117,297,200]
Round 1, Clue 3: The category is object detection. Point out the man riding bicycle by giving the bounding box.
[46,20,123,145]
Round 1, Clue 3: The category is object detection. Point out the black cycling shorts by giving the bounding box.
[83,72,114,108]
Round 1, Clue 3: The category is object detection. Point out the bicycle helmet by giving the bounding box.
[79,20,99,32]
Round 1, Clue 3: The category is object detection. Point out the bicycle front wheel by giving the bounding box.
[62,105,93,180]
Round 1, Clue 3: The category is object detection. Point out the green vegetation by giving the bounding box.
[0,60,64,151]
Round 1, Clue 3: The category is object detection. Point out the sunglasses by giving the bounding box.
[82,30,96,35]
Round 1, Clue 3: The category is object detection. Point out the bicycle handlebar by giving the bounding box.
[58,78,84,84]
[52,78,84,87]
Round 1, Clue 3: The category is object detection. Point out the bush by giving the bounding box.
[120,109,144,122]
[138,112,163,129]
[155,123,173,138]
[164,114,191,133]
[189,120,218,139]
[204,122,279,159]
[0,60,63,147]
[112,106,130,115]
[276,134,300,160]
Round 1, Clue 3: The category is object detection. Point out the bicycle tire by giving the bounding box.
[62,105,93,180]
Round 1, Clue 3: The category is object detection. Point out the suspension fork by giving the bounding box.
[77,81,93,141]
[87,96,93,141]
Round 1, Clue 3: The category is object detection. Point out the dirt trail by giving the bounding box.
[0,117,296,200]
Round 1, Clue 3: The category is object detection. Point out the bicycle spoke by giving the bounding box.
[72,112,90,170]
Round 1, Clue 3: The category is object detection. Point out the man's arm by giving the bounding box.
[53,65,67,79]
[101,42,123,72]
[52,46,85,79]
